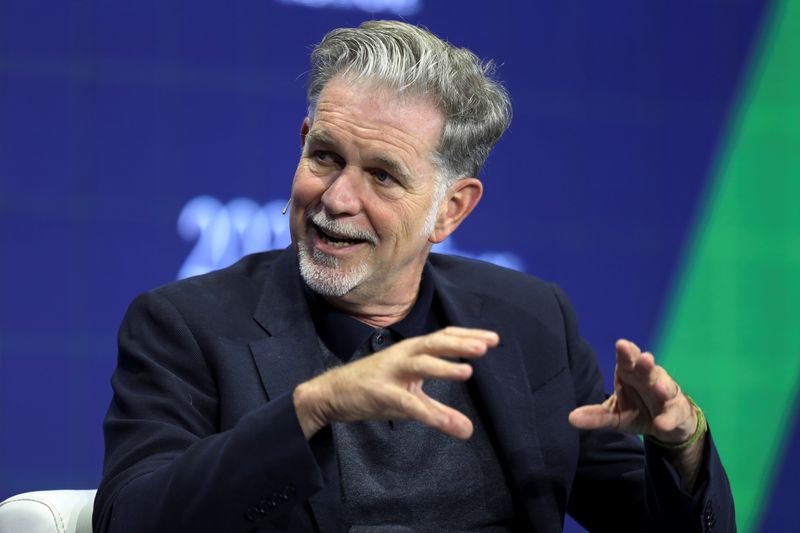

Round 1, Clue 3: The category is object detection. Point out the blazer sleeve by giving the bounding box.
[551,285,735,532]
[92,290,325,533]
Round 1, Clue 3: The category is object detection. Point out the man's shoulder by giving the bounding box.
[144,249,285,310]
[428,254,574,357]
[428,252,554,302]
[429,253,549,288]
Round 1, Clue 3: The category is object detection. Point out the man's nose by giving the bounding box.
[320,167,363,216]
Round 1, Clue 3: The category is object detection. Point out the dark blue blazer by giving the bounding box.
[93,248,734,532]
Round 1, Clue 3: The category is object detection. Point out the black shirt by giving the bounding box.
[302,265,517,531]
[304,266,439,364]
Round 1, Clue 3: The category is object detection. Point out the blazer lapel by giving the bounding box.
[250,249,323,402]
[246,251,551,531]
[249,249,342,533]
[431,266,547,521]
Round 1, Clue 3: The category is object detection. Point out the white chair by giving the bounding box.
[0,490,96,533]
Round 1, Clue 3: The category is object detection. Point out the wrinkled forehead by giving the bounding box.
[308,76,447,181]
[316,77,443,138]
[312,76,447,168]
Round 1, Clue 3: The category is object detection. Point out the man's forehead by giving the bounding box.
[316,77,444,133]
[307,80,444,180]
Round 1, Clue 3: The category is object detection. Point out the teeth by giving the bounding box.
[319,230,355,247]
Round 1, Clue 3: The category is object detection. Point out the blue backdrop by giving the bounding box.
[2,1,792,530]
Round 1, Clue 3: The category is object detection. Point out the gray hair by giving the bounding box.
[307,20,512,183]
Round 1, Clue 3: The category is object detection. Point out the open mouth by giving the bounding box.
[314,224,367,248]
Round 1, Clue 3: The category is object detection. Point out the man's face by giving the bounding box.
[289,77,446,302]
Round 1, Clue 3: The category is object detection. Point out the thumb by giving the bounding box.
[568,404,618,430]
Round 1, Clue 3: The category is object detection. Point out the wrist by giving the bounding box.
[293,379,330,440]
[647,395,707,450]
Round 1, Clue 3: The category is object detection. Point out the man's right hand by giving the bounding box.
[292,327,499,440]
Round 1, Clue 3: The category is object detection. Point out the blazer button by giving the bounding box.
[258,497,278,514]
[279,484,296,501]
[244,506,259,522]
[702,499,715,532]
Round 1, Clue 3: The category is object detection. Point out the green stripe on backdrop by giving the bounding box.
[654,1,800,532]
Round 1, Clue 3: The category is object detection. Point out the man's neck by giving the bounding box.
[319,250,431,327]
[323,288,419,328]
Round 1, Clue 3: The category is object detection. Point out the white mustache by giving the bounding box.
[310,211,378,245]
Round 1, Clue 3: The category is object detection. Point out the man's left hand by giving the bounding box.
[568,339,706,491]
[568,339,697,442]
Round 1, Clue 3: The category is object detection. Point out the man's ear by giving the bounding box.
[300,117,310,149]
[429,178,483,244]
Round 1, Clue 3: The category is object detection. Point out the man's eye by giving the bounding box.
[313,150,332,162]
[373,170,394,183]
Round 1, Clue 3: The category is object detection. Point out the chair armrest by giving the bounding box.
[0,490,96,533]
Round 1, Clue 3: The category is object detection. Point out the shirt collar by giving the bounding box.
[302,264,438,361]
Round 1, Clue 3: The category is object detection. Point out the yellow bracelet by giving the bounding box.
[647,395,707,450]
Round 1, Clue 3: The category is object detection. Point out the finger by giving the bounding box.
[615,339,643,374]
[615,341,675,412]
[438,326,500,345]
[616,343,664,388]
[568,404,619,430]
[649,366,680,403]
[410,331,495,359]
[394,389,473,439]
[417,392,474,439]
[398,354,473,381]
[569,402,645,433]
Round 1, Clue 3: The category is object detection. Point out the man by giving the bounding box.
[93,21,734,532]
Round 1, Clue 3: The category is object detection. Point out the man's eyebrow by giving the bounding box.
[305,129,337,148]
[369,155,413,183]
[306,129,414,183]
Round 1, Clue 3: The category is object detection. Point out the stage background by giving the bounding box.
[1,1,798,531]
